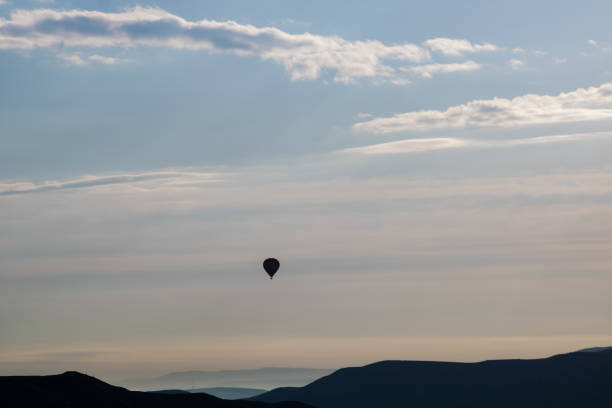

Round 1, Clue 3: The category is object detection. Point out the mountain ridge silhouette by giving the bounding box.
[0,371,312,408]
[252,348,612,408]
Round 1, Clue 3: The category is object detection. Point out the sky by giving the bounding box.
[1,0,612,383]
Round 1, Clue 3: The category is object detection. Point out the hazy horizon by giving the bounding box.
[1,0,611,385]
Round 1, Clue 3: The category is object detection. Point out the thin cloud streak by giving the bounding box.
[353,83,612,134]
[0,171,219,196]
[343,137,468,154]
[342,131,612,155]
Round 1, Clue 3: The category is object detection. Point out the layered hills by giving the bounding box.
[3,348,611,407]
[0,371,311,408]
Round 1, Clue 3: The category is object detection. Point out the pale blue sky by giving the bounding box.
[1,0,611,382]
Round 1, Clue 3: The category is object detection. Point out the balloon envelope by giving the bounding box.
[263,258,280,279]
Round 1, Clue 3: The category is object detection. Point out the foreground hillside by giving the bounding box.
[0,371,312,408]
[253,349,612,408]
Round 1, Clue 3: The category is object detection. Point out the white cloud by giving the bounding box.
[353,82,612,134]
[58,53,86,66]
[0,7,434,84]
[343,131,611,155]
[423,37,499,57]
[512,48,545,56]
[508,59,524,69]
[389,77,412,86]
[88,54,117,64]
[0,170,219,196]
[0,0,9,6]
[355,113,372,119]
[554,57,567,64]
[58,53,124,66]
[587,39,609,53]
[402,60,481,78]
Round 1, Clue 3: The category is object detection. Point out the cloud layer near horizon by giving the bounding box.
[354,83,612,133]
[1,131,610,196]
[2,139,611,382]
[0,7,501,83]
[0,171,218,196]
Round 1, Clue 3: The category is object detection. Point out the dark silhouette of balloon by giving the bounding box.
[263,258,280,279]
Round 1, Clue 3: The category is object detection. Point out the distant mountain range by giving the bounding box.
[0,371,312,408]
[122,368,333,391]
[151,387,267,399]
[191,387,268,399]
[253,348,612,408]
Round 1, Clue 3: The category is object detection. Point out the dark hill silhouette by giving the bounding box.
[0,371,313,408]
[149,389,191,394]
[252,349,612,408]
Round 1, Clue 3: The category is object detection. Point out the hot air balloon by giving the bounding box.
[263,258,280,279]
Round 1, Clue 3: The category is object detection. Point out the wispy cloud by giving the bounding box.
[423,38,499,56]
[402,60,481,78]
[0,7,508,84]
[508,59,524,69]
[588,39,609,53]
[88,54,118,64]
[343,137,467,154]
[353,83,612,134]
[0,6,434,84]
[0,171,219,196]
[58,53,86,66]
[343,132,610,155]
[58,53,125,66]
